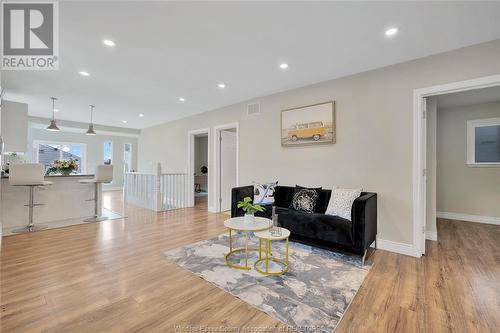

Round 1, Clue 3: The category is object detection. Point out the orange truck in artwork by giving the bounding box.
[287,121,326,141]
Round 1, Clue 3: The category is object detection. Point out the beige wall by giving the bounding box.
[436,101,500,218]
[139,40,500,246]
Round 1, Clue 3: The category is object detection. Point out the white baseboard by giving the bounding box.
[425,230,437,241]
[375,238,421,258]
[437,211,500,225]
[103,186,123,192]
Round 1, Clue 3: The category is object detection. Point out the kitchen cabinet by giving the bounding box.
[1,100,28,153]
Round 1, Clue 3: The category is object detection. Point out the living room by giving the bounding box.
[1,1,499,332]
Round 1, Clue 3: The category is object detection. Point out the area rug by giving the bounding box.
[164,233,370,333]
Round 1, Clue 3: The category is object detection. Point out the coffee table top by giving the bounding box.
[254,227,291,241]
[224,216,271,232]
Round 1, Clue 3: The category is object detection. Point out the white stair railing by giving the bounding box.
[124,163,189,211]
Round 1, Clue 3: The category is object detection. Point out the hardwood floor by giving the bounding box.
[1,191,499,332]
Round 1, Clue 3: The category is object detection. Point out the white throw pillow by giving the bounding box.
[253,181,278,204]
[325,187,362,221]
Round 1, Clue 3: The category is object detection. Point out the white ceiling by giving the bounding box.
[2,1,500,129]
[436,86,500,109]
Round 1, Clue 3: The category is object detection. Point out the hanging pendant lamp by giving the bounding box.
[46,97,60,131]
[86,104,96,135]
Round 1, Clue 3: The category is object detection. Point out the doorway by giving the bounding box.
[413,74,500,256]
[188,128,210,210]
[214,123,239,213]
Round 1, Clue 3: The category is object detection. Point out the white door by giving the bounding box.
[219,130,237,212]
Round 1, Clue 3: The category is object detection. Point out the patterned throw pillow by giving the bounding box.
[253,181,278,204]
[289,186,321,213]
[325,187,362,221]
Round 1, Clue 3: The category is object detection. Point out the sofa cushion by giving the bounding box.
[325,187,362,221]
[275,207,353,246]
[253,181,278,204]
[289,185,322,213]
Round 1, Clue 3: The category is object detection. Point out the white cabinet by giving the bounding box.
[1,100,28,153]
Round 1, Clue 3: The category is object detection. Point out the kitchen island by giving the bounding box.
[1,174,98,234]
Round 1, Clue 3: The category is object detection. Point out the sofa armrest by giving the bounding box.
[352,192,377,253]
[231,185,254,217]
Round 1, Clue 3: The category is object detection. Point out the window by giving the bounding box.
[467,118,500,166]
[34,141,87,173]
[123,143,132,172]
[103,141,113,165]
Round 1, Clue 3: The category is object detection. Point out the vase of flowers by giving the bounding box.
[46,159,78,176]
[237,196,265,223]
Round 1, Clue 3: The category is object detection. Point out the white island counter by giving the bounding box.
[1,174,97,234]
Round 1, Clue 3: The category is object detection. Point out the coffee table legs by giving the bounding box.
[254,237,289,276]
[225,229,257,270]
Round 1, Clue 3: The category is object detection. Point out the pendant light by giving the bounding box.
[46,97,60,131]
[86,104,96,135]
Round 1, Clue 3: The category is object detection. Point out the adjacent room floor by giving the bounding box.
[1,191,498,332]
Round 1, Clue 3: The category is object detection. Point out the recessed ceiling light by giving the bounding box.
[54,108,59,112]
[102,39,115,47]
[79,71,90,76]
[280,63,289,69]
[179,97,186,102]
[385,27,398,36]
[218,83,226,89]
[139,113,144,117]
[122,120,127,124]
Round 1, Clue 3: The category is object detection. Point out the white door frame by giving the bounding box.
[413,74,500,256]
[187,128,211,208]
[213,122,239,213]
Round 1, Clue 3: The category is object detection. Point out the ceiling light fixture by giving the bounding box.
[139,113,144,117]
[179,97,185,102]
[280,63,289,69]
[122,120,128,124]
[385,27,398,36]
[218,83,226,89]
[79,71,90,76]
[86,105,97,136]
[54,108,59,112]
[102,39,115,47]
[46,97,60,132]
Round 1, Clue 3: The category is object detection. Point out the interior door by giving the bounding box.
[219,130,237,212]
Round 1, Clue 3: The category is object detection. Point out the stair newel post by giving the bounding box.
[155,162,162,211]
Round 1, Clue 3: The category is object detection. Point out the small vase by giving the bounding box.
[60,170,72,176]
[244,213,255,224]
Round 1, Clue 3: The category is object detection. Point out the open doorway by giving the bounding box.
[188,128,210,210]
[214,123,238,213]
[413,74,500,256]
[426,86,500,241]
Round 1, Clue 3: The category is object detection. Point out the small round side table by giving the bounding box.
[253,227,291,276]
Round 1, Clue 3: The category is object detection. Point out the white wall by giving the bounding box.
[138,40,500,247]
[436,101,500,218]
[27,119,139,188]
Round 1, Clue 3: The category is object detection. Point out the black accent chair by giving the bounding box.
[231,185,377,259]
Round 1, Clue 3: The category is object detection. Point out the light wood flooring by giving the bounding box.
[1,192,499,332]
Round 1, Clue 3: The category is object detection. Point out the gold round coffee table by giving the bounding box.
[223,216,271,270]
[253,227,291,276]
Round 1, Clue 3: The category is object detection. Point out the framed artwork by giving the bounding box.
[281,101,336,147]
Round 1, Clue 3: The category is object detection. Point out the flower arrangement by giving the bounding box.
[46,159,79,175]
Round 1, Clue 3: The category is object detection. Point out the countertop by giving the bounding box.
[1,174,94,179]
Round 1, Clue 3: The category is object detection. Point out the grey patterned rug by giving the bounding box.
[165,233,370,333]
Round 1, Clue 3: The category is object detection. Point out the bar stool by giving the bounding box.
[9,163,53,233]
[79,165,113,222]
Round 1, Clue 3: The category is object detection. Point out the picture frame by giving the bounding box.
[281,101,336,147]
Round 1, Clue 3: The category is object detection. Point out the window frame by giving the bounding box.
[466,117,500,167]
[103,140,113,165]
[33,140,88,173]
[123,142,133,172]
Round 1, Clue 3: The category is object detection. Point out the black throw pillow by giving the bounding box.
[289,185,322,213]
